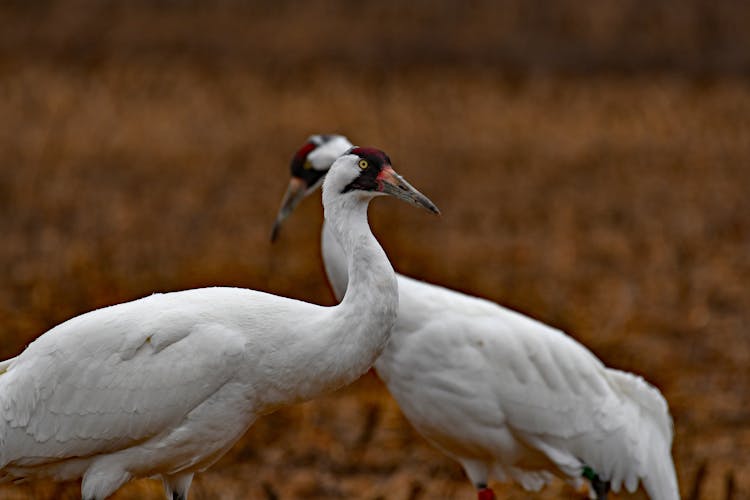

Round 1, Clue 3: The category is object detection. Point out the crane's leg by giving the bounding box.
[459,459,495,500]
[582,466,610,500]
[162,472,194,500]
[590,476,610,500]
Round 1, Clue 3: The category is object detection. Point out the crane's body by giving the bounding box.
[0,288,367,490]
[274,134,679,499]
[325,224,677,497]
[0,147,438,499]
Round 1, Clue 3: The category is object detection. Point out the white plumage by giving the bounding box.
[273,135,679,500]
[0,148,437,499]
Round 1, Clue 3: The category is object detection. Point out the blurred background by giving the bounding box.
[1,1,749,498]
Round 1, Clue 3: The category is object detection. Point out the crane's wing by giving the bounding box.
[391,304,675,496]
[456,310,675,495]
[0,299,246,468]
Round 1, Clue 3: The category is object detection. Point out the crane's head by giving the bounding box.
[271,134,352,241]
[323,147,440,213]
[290,134,353,194]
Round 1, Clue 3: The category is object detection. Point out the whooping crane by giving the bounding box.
[0,147,438,499]
[271,135,679,500]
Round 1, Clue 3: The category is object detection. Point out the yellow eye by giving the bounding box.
[358,159,368,170]
[303,160,313,170]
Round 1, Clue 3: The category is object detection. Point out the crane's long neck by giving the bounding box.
[321,220,349,302]
[320,216,407,384]
[292,190,397,399]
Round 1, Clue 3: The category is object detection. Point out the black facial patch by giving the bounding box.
[341,147,392,193]
[290,141,327,188]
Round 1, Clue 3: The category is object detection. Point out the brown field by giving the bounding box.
[0,1,749,499]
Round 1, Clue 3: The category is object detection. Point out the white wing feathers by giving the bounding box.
[607,370,678,499]
[0,300,246,468]
[489,320,674,495]
[437,309,676,497]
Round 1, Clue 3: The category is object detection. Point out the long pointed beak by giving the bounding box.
[270,176,308,242]
[377,166,440,215]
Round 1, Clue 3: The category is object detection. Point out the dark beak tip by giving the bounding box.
[270,221,281,243]
[417,196,440,215]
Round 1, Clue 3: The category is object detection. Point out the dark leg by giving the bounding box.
[583,466,610,500]
[263,481,279,500]
[590,476,610,500]
[163,472,193,500]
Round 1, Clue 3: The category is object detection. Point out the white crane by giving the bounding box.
[272,135,679,500]
[0,147,438,500]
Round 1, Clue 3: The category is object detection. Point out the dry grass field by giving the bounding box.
[0,1,749,499]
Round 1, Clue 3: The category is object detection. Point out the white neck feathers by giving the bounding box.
[285,186,397,402]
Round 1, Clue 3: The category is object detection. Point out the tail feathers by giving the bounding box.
[639,387,679,500]
[608,369,679,500]
[642,445,679,500]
